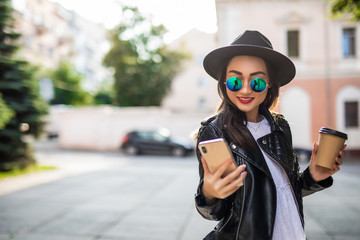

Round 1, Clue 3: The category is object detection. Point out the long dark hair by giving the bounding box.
[216,58,280,149]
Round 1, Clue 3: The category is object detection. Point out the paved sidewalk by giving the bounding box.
[0,141,215,240]
[0,141,127,196]
[0,141,359,240]
[302,159,360,240]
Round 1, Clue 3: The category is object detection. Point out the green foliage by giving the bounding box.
[93,79,114,105]
[0,0,48,171]
[0,164,56,180]
[0,93,14,129]
[0,0,20,56]
[103,6,189,106]
[330,0,360,20]
[50,60,93,106]
[94,92,112,105]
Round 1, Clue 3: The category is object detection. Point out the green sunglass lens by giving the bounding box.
[226,77,242,91]
[250,78,267,92]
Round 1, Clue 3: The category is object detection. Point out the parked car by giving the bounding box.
[120,129,194,156]
[294,147,312,163]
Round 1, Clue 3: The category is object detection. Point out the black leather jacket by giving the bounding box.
[195,107,333,240]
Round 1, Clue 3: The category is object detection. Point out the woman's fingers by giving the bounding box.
[310,142,318,164]
[335,144,346,167]
[335,156,343,166]
[221,171,247,197]
[341,144,347,151]
[201,156,211,176]
[223,164,246,182]
[217,164,247,197]
[202,157,248,200]
[213,158,235,179]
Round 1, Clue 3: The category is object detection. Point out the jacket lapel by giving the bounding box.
[229,138,272,178]
[229,105,289,178]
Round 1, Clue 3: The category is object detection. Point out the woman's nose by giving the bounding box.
[239,81,252,94]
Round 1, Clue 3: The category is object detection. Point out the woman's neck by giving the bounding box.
[246,112,264,123]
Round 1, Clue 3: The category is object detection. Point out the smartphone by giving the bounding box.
[198,138,237,176]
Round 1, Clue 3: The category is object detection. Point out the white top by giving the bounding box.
[247,117,306,240]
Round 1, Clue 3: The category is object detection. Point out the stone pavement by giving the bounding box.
[303,159,360,240]
[0,141,215,240]
[0,140,359,240]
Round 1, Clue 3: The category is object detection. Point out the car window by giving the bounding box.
[152,132,168,142]
[137,132,152,140]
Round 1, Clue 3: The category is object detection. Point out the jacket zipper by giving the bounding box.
[258,138,301,220]
[218,202,234,232]
[235,158,246,240]
[218,156,246,234]
[258,139,303,237]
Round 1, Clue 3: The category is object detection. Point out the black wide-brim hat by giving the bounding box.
[203,30,296,86]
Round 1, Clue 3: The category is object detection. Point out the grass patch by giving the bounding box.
[0,165,57,180]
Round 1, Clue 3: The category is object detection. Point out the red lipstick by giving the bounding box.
[238,97,254,104]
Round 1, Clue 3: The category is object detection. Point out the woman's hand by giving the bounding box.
[201,157,247,205]
[309,142,346,182]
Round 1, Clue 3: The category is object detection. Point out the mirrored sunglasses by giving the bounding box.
[225,77,267,93]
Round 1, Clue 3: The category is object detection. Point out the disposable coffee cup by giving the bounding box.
[315,127,348,169]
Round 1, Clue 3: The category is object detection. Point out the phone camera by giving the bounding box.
[201,146,207,153]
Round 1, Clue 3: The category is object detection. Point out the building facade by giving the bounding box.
[9,0,360,153]
[12,0,73,69]
[11,0,111,93]
[164,29,219,113]
[166,0,360,153]
[215,0,360,153]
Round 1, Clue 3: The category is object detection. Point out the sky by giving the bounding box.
[49,0,218,42]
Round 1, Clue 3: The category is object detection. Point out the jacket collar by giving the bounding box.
[259,104,284,134]
[228,105,287,177]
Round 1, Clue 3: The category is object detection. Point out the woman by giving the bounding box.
[195,30,345,240]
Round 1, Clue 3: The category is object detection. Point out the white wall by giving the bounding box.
[53,106,210,151]
[336,86,360,149]
[281,87,312,148]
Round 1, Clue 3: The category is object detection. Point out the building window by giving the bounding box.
[345,101,359,127]
[342,28,356,58]
[287,30,300,57]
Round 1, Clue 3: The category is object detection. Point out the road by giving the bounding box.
[0,140,359,240]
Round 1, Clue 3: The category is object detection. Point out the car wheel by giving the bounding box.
[172,147,185,157]
[124,145,139,155]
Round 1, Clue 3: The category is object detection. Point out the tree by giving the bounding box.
[0,0,48,171]
[0,93,14,129]
[330,0,360,20]
[94,80,114,105]
[103,6,188,106]
[50,60,93,106]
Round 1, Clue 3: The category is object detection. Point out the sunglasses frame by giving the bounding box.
[225,77,267,93]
